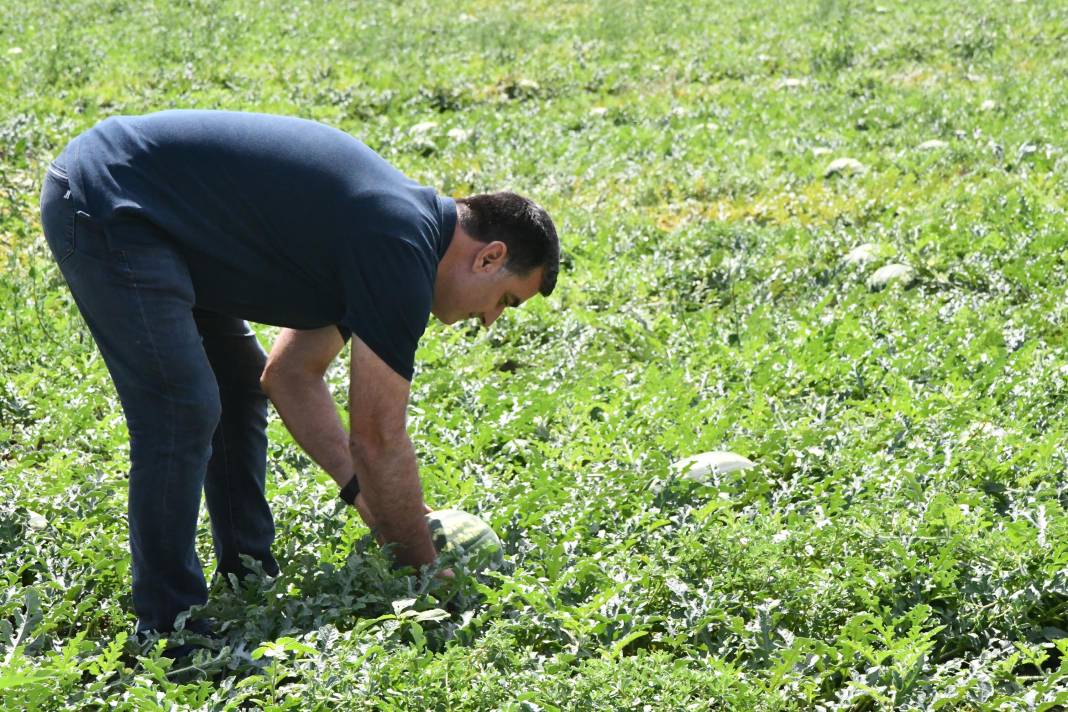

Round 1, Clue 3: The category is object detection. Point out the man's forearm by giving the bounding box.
[263,371,352,486]
[352,435,437,568]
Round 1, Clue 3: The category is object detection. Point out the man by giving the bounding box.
[38,110,559,647]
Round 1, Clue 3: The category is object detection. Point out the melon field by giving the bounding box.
[3,0,1068,708]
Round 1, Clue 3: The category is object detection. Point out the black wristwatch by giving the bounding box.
[339,474,361,506]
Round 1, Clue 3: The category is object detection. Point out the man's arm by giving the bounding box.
[260,326,352,485]
[260,326,380,527]
[348,336,438,568]
[260,326,431,543]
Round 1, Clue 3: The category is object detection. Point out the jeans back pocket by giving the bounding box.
[40,168,75,265]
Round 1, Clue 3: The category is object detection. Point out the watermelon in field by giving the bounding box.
[426,509,504,572]
[673,451,755,482]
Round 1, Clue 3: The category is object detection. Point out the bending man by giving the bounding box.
[38,109,559,645]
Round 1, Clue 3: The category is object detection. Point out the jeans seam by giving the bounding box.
[61,207,75,263]
[215,410,241,569]
[124,253,180,523]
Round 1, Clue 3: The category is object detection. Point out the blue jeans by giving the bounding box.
[39,157,279,634]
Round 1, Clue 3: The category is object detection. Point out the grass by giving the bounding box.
[2,0,1068,708]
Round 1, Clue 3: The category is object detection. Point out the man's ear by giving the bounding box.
[474,240,508,273]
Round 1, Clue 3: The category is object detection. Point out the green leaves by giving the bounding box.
[251,637,318,661]
[3,0,1068,707]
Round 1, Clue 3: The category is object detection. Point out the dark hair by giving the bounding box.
[455,192,559,296]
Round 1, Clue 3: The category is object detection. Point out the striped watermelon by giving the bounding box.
[426,509,504,571]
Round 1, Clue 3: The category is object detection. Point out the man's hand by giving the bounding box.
[352,491,432,545]
[351,494,449,577]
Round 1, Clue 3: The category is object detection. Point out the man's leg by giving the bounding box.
[40,170,219,634]
[194,309,279,581]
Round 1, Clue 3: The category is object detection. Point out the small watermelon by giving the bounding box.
[673,451,755,482]
[426,509,504,571]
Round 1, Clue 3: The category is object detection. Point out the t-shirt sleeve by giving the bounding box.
[338,236,434,381]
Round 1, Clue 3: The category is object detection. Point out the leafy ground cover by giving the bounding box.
[2,0,1068,708]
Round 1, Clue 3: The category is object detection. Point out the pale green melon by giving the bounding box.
[426,509,504,571]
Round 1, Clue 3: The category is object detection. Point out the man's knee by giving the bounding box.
[188,388,224,437]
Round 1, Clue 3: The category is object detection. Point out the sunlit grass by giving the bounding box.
[2,0,1068,708]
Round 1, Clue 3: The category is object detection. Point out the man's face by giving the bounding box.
[461,266,544,328]
[433,240,544,327]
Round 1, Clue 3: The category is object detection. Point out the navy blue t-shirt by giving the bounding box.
[60,110,456,380]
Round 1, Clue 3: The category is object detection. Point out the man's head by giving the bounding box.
[432,191,559,327]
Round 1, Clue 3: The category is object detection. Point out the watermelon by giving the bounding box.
[426,509,504,571]
[673,451,755,482]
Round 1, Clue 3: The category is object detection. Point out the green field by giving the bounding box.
[3,0,1068,708]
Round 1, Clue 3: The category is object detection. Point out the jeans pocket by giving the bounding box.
[40,170,76,265]
[46,161,68,182]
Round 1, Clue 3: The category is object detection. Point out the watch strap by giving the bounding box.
[339,474,361,506]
